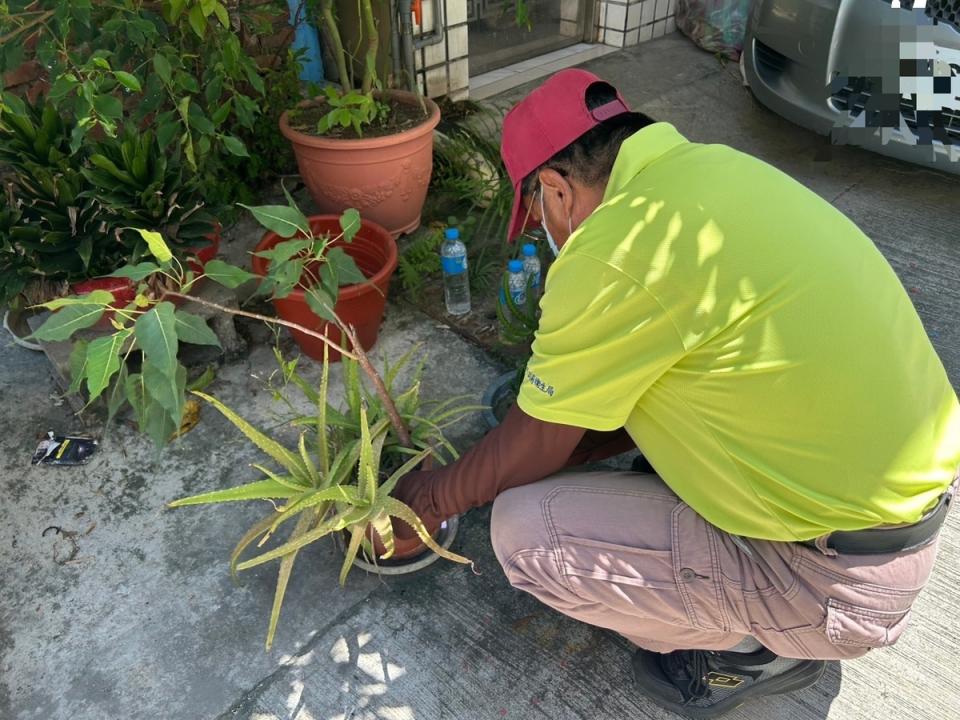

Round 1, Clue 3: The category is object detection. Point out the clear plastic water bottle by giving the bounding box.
[440,227,471,315]
[506,259,526,306]
[521,243,541,296]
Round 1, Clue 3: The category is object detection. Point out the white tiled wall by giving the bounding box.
[413,0,470,100]
[596,0,677,49]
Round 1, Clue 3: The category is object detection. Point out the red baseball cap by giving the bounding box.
[501,68,631,242]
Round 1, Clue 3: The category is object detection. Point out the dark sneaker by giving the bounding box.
[631,646,826,719]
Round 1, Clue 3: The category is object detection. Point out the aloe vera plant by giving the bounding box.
[169,343,483,649]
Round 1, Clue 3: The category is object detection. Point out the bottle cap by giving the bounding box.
[445,228,460,240]
[508,259,524,273]
[522,243,537,256]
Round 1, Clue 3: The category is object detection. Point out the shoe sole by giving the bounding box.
[632,655,827,720]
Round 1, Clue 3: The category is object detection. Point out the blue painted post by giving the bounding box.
[286,0,324,83]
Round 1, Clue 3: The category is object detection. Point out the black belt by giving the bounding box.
[802,488,953,555]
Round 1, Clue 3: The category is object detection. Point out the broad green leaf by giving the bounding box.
[177,96,191,123]
[35,290,114,311]
[174,310,220,347]
[339,209,361,243]
[153,54,172,84]
[304,287,336,322]
[188,4,207,38]
[202,259,255,288]
[113,71,142,92]
[30,304,105,342]
[134,302,178,378]
[107,262,160,281]
[85,328,132,401]
[68,339,90,395]
[142,360,186,423]
[106,363,129,423]
[193,391,308,477]
[239,203,310,239]
[141,394,180,448]
[136,229,173,264]
[326,247,366,286]
[93,94,123,120]
[221,135,249,157]
[213,1,230,28]
[168,478,302,507]
[125,372,146,426]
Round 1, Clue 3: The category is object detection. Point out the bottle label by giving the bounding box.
[442,254,467,275]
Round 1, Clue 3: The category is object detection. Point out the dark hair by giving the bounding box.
[520,82,655,198]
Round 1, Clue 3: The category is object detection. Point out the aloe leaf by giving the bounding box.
[168,478,303,507]
[297,432,319,487]
[229,512,282,580]
[370,512,394,560]
[339,524,366,586]
[250,464,308,491]
[236,508,367,570]
[268,486,366,533]
[358,402,374,503]
[317,343,331,480]
[384,343,422,395]
[193,391,308,477]
[378,445,434,498]
[379,497,472,567]
[265,509,314,650]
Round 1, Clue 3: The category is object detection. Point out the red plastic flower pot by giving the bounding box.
[70,228,221,328]
[250,215,398,362]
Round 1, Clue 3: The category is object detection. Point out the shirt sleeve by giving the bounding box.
[518,253,686,431]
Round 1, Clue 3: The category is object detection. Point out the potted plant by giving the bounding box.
[245,191,398,361]
[0,95,219,334]
[169,333,481,649]
[278,0,441,238]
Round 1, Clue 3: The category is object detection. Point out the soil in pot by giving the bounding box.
[287,97,430,140]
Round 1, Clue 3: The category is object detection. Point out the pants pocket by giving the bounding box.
[559,535,676,590]
[826,598,913,649]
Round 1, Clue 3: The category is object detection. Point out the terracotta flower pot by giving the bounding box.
[279,91,441,239]
[71,228,221,328]
[250,215,398,362]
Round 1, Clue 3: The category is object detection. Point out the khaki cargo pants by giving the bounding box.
[490,471,947,660]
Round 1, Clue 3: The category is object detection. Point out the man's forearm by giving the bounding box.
[415,403,588,522]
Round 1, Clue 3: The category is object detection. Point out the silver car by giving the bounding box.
[743,0,960,174]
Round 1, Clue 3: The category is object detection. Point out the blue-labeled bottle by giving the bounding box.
[521,243,541,295]
[440,227,471,315]
[505,259,526,306]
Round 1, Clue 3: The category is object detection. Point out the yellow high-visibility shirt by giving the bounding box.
[518,122,960,541]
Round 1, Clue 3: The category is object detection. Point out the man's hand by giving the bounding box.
[390,468,443,541]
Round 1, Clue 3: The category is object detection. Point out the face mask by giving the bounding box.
[539,187,560,258]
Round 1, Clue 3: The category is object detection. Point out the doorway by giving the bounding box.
[467,1,590,76]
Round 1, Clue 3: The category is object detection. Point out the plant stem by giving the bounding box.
[318,0,351,93]
[163,291,357,359]
[340,323,412,446]
[164,291,414,445]
[358,0,379,95]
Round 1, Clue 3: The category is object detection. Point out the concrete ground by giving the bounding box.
[2,32,960,720]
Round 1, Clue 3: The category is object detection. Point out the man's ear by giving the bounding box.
[538,168,574,219]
